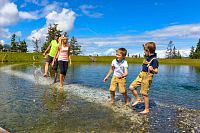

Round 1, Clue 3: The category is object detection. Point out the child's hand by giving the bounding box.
[149,66,154,71]
[103,77,108,82]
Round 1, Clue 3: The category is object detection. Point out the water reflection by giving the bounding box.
[0,63,199,132]
[43,87,67,111]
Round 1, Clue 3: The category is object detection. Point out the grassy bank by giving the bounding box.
[71,56,200,66]
[0,52,43,62]
[0,52,200,66]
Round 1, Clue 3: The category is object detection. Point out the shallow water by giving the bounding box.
[0,62,199,132]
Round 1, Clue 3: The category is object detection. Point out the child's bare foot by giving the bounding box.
[132,99,141,107]
[139,109,149,114]
[43,74,48,77]
[110,101,115,105]
[124,102,130,107]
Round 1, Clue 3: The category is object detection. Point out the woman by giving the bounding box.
[52,36,71,89]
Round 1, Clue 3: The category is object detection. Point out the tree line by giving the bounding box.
[165,40,181,59]
[189,39,200,59]
[36,24,81,55]
[0,24,81,55]
[0,34,27,52]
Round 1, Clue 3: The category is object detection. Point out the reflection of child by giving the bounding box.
[129,42,159,114]
[52,36,71,89]
[104,48,129,106]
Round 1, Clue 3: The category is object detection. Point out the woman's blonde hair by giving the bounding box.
[59,36,68,45]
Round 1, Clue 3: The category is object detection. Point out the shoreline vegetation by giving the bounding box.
[0,52,200,66]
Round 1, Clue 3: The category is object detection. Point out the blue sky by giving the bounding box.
[1,0,200,57]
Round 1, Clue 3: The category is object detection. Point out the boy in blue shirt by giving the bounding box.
[129,42,159,114]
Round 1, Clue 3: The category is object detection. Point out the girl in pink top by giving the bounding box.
[52,36,71,89]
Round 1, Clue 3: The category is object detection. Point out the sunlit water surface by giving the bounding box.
[0,62,199,132]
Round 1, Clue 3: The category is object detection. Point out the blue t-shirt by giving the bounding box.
[142,53,159,73]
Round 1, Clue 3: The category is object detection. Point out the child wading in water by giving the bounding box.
[104,48,129,106]
[43,35,60,83]
[52,36,71,90]
[129,42,159,114]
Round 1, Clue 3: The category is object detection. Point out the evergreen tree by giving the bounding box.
[11,33,17,51]
[0,42,3,50]
[189,39,200,59]
[189,46,195,58]
[3,44,11,51]
[18,40,27,52]
[64,32,68,37]
[166,40,173,58]
[177,50,181,58]
[172,46,177,58]
[70,36,81,55]
[195,38,200,53]
[195,39,200,58]
[41,24,62,52]
[32,38,40,52]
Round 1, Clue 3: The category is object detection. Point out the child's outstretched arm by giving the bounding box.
[103,67,113,82]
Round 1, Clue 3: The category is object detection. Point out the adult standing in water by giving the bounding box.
[43,35,60,83]
[52,36,71,90]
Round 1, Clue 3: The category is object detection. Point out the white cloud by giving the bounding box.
[19,11,38,20]
[0,0,40,27]
[24,0,49,6]
[28,27,47,42]
[104,48,116,56]
[0,27,22,39]
[78,23,200,56]
[156,49,190,58]
[0,28,11,39]
[146,24,200,39]
[0,40,5,45]
[46,8,76,32]
[0,2,19,26]
[79,36,149,47]
[41,2,61,17]
[15,31,22,38]
[80,5,103,18]
[0,0,9,7]
[27,8,76,47]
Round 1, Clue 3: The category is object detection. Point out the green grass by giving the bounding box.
[0,52,43,62]
[158,58,200,66]
[1,52,200,66]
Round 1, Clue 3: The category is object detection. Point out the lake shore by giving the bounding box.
[0,52,200,66]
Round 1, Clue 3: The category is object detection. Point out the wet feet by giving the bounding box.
[110,101,115,105]
[124,102,130,107]
[43,74,49,77]
[132,100,141,107]
[139,110,149,114]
